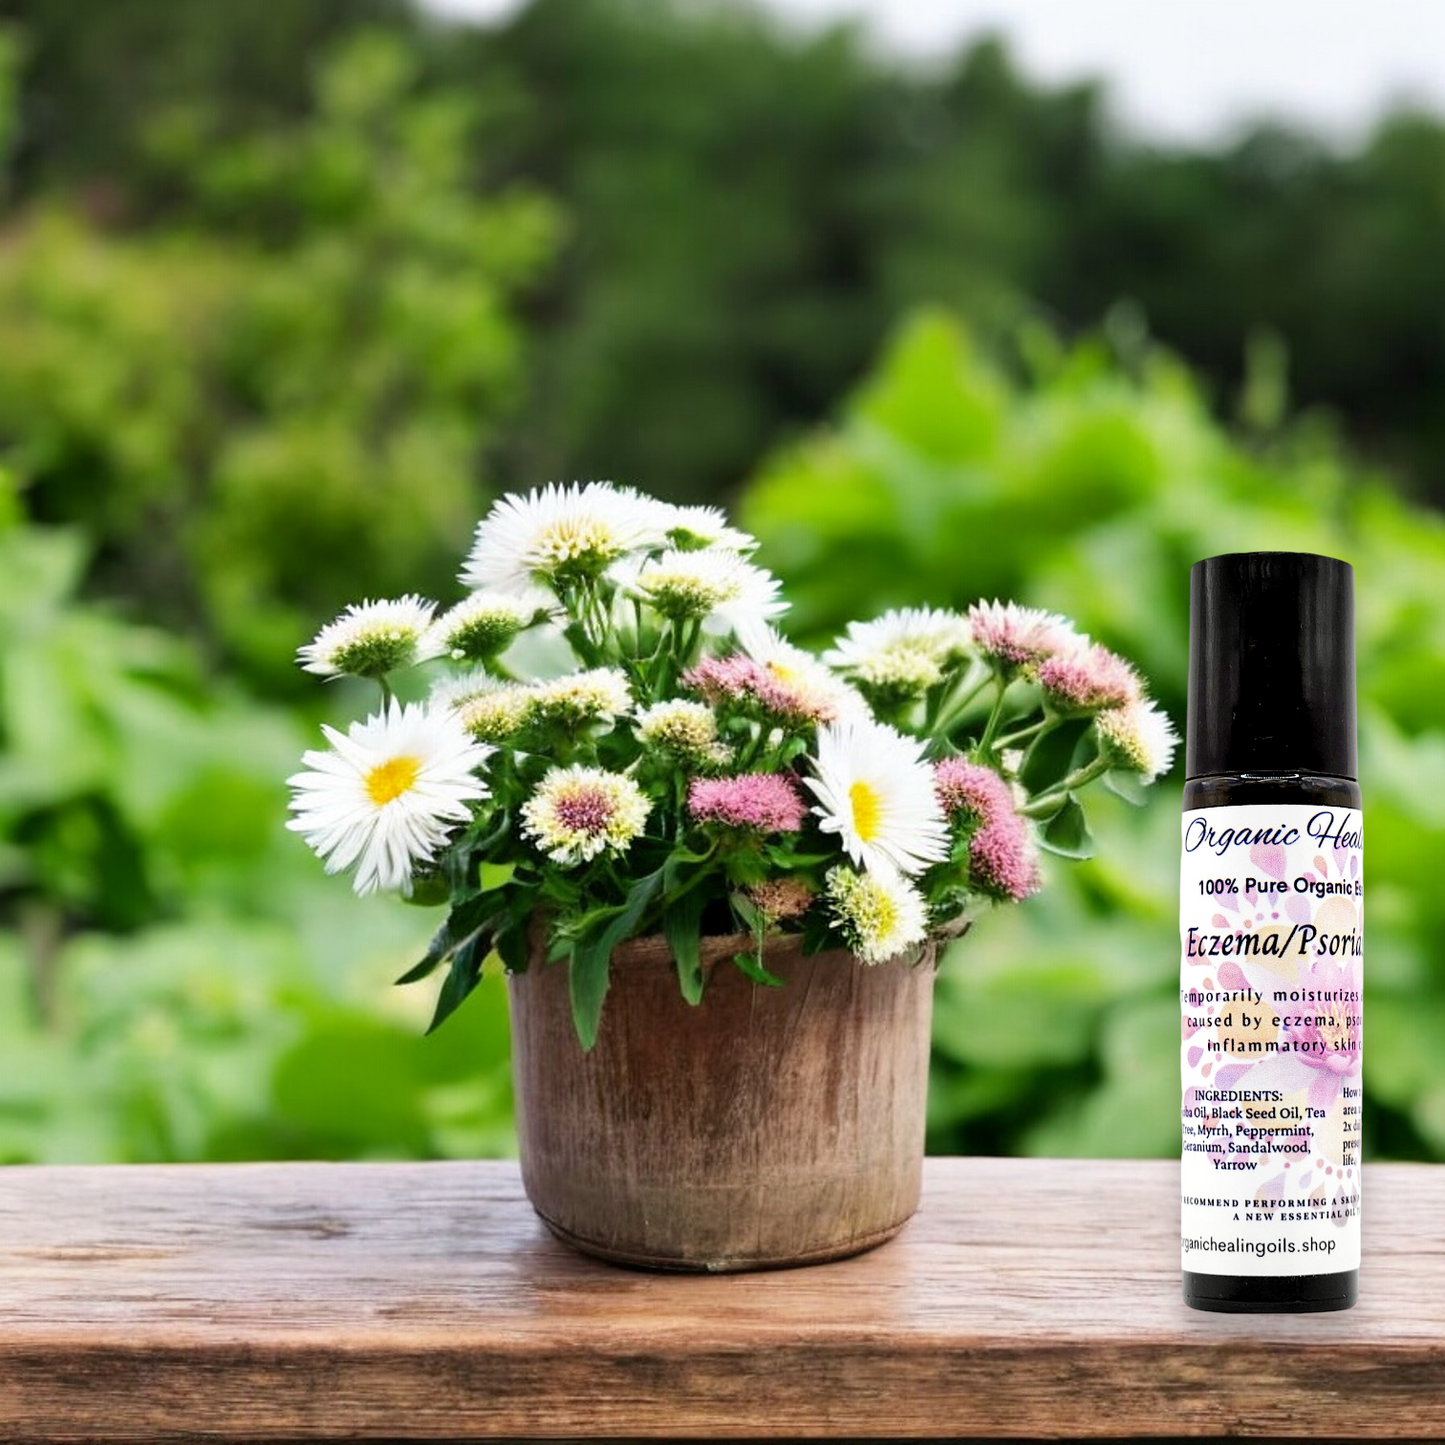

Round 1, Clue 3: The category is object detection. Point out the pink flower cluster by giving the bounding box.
[967,601,1073,667]
[682,654,840,725]
[1037,642,1141,713]
[687,773,807,834]
[934,758,1040,902]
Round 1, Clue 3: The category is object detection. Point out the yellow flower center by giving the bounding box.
[537,518,615,564]
[849,780,884,842]
[365,755,421,806]
[872,891,898,934]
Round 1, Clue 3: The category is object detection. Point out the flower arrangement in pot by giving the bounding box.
[289,482,1175,1271]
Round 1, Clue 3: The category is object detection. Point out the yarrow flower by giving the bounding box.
[297,596,441,679]
[687,773,807,834]
[287,701,491,895]
[1037,640,1141,713]
[933,757,1041,902]
[629,548,786,629]
[804,715,949,877]
[934,757,1015,826]
[968,818,1042,903]
[826,607,973,697]
[685,624,861,727]
[431,672,535,743]
[1095,698,1179,782]
[530,668,632,728]
[825,865,929,964]
[520,765,652,866]
[429,592,537,662]
[747,877,816,923]
[461,482,662,598]
[633,699,731,768]
[967,600,1075,669]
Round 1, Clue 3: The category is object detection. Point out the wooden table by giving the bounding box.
[0,1157,1438,1441]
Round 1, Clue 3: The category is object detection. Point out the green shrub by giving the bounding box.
[0,502,513,1162]
[744,309,1445,1160]
[0,31,560,693]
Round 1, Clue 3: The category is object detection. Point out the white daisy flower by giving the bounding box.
[630,548,787,628]
[826,607,973,695]
[461,483,662,598]
[966,600,1076,668]
[803,714,950,877]
[531,668,632,727]
[1095,699,1179,782]
[428,591,538,662]
[646,501,759,554]
[521,765,652,866]
[825,865,930,964]
[430,672,535,743]
[286,701,492,896]
[297,596,441,679]
[633,699,731,768]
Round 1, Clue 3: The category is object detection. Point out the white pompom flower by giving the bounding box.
[803,714,950,877]
[520,765,652,866]
[297,596,442,680]
[287,701,492,895]
[646,501,759,553]
[530,668,633,728]
[461,482,663,599]
[825,865,930,964]
[633,699,731,768]
[826,607,973,696]
[1095,699,1179,782]
[430,672,536,743]
[629,548,786,629]
[429,592,538,662]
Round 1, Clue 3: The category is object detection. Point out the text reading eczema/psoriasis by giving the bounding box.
[1184,924,1362,960]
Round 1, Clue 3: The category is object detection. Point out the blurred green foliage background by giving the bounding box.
[1,0,1442,1164]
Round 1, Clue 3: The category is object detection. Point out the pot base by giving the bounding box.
[532,1204,916,1274]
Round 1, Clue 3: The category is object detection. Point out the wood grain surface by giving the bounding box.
[0,1157,1440,1441]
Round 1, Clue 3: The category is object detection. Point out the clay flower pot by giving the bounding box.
[507,932,936,1272]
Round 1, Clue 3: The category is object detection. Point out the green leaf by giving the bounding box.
[394,916,460,986]
[664,889,707,1005]
[393,894,496,985]
[570,868,665,1049]
[424,930,489,1035]
[495,918,530,973]
[477,860,516,893]
[1040,793,1095,859]
[402,872,450,908]
[1102,768,1150,806]
[733,950,786,987]
[1020,716,1092,794]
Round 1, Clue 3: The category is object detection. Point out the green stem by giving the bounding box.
[929,662,994,738]
[1020,755,1112,816]
[974,675,1011,758]
[996,717,1052,751]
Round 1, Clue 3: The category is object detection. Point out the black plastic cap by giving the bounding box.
[1187,552,1356,780]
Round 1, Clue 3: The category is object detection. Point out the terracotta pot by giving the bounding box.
[507,931,936,1272]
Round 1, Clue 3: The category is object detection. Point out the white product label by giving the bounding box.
[1180,803,1362,1276]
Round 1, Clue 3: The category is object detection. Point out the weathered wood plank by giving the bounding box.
[0,1158,1438,1440]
